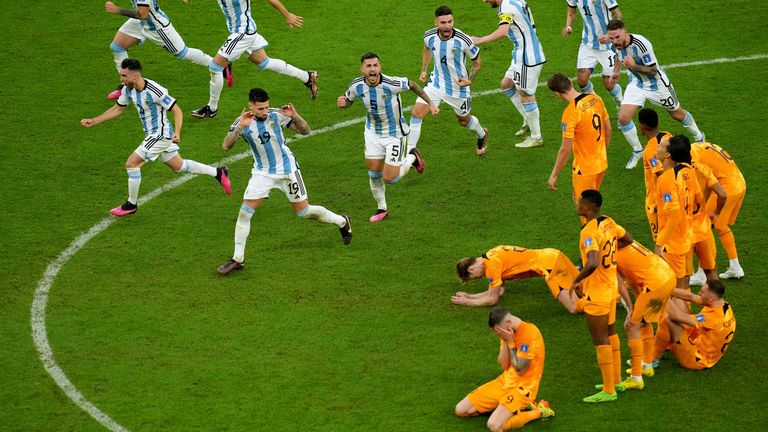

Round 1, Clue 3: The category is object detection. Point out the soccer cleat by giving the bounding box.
[369,209,389,223]
[191,105,218,119]
[476,128,489,156]
[515,137,544,148]
[719,267,744,279]
[514,123,530,137]
[538,400,555,419]
[224,63,234,88]
[110,201,137,217]
[339,214,352,245]
[107,84,124,101]
[625,367,655,378]
[594,382,625,393]
[689,269,706,286]
[621,377,645,390]
[216,166,232,195]
[410,148,425,173]
[625,150,644,169]
[583,390,618,403]
[305,71,318,100]
[217,259,244,275]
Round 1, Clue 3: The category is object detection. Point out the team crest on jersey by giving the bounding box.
[519,344,529,353]
[695,314,705,323]
[663,193,672,202]
[650,157,659,167]
[162,95,172,105]
[584,238,593,247]
[561,122,567,132]
[488,278,494,284]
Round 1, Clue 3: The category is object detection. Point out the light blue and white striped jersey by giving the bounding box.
[230,109,298,175]
[117,79,176,139]
[133,1,171,31]
[217,0,258,34]
[611,34,671,91]
[424,28,480,98]
[498,0,546,66]
[345,74,410,138]
[567,0,618,51]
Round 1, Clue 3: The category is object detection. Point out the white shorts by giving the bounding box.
[118,19,187,57]
[504,62,543,95]
[364,128,406,166]
[623,82,681,111]
[576,45,615,76]
[134,136,179,162]
[415,84,472,117]
[218,32,269,62]
[244,169,308,203]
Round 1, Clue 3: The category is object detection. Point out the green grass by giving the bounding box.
[2,1,767,430]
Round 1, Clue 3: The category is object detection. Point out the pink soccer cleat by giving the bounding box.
[369,209,389,223]
[110,201,137,217]
[107,85,124,101]
[217,166,232,195]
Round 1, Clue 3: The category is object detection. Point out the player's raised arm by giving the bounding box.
[282,103,311,135]
[408,80,439,116]
[80,104,126,128]
[223,108,251,150]
[267,0,304,28]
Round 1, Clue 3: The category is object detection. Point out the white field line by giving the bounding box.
[30,53,767,432]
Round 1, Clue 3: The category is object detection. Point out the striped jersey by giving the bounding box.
[230,109,298,175]
[423,28,480,98]
[567,0,618,51]
[117,79,176,139]
[345,74,410,138]
[133,1,171,31]
[612,34,672,91]
[498,0,546,66]
[217,0,258,34]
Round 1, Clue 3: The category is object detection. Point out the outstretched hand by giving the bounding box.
[284,13,303,28]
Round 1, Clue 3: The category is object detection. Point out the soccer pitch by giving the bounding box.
[2,1,767,430]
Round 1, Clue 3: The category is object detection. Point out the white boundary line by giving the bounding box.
[31,53,768,431]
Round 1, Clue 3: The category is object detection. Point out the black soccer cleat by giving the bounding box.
[339,214,352,245]
[191,105,218,119]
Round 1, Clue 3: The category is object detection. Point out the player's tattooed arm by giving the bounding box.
[287,114,310,135]
[609,6,623,21]
[467,56,481,83]
[105,2,149,20]
[408,81,440,116]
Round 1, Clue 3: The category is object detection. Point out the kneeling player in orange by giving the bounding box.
[454,245,580,312]
[652,280,735,370]
[455,307,554,431]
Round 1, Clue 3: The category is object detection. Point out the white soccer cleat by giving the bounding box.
[514,123,530,137]
[689,269,706,286]
[719,267,744,279]
[625,150,643,169]
[515,137,543,148]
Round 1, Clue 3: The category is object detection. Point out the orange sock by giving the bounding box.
[503,409,542,430]
[628,338,643,377]
[718,227,738,260]
[596,345,614,394]
[652,320,671,360]
[609,333,621,383]
[640,325,655,364]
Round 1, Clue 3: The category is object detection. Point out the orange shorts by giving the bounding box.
[544,252,579,299]
[693,230,717,270]
[578,297,617,325]
[645,203,659,243]
[630,276,674,324]
[662,249,693,279]
[672,330,707,370]
[708,189,744,230]
[572,170,606,204]
[467,376,536,415]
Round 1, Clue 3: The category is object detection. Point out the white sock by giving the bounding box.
[110,42,128,73]
[729,258,742,269]
[127,168,141,204]
[181,160,217,176]
[619,120,643,152]
[465,115,485,137]
[297,204,345,226]
[681,111,704,141]
[523,101,541,140]
[208,62,224,111]
[407,116,423,151]
[641,362,652,369]
[579,80,594,93]
[233,205,254,263]
[368,172,387,210]
[260,57,309,82]
[400,155,416,177]
[503,88,527,120]
[183,48,213,67]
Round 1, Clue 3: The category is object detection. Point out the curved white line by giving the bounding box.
[31,53,768,431]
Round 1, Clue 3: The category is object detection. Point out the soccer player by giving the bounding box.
[636,108,671,241]
[651,280,736,370]
[455,307,554,431]
[473,0,546,148]
[409,6,489,156]
[571,189,633,402]
[616,239,675,388]
[561,1,624,106]
[606,19,705,169]
[546,73,611,215]
[688,154,727,286]
[216,88,351,275]
[104,1,223,101]
[81,59,231,217]
[453,245,580,313]
[337,53,438,223]
[191,0,317,119]
[689,141,747,279]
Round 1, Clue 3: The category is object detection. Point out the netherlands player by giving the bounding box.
[409,6,489,156]
[217,88,351,275]
[455,307,554,431]
[636,108,670,241]
[473,0,546,148]
[606,20,705,169]
[81,59,231,217]
[688,154,727,286]
[561,1,624,107]
[191,0,317,119]
[337,53,438,223]
[453,245,580,313]
[104,1,224,101]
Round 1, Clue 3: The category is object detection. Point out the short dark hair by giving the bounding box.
[606,19,625,31]
[248,88,269,103]
[668,135,692,164]
[435,5,452,17]
[488,306,510,328]
[456,257,477,281]
[360,52,379,63]
[638,108,659,129]
[707,279,726,298]
[580,189,603,209]
[120,58,142,71]
[547,72,573,93]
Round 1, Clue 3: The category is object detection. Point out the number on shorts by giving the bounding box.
[608,56,615,67]
[258,131,271,145]
[288,181,300,196]
[660,96,676,108]
[720,331,734,353]
[460,97,471,112]
[592,113,602,141]
[601,238,617,269]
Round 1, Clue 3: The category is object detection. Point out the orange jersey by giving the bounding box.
[561,93,610,176]
[616,241,676,291]
[687,303,736,368]
[691,163,719,243]
[690,142,746,194]
[656,164,696,254]
[500,321,545,396]
[579,216,626,303]
[642,131,671,208]
[483,246,566,290]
